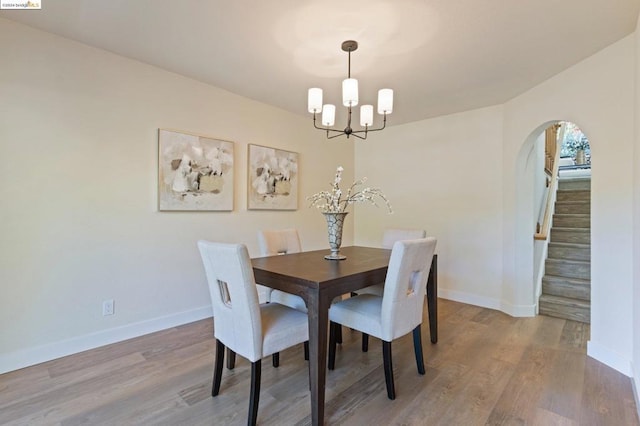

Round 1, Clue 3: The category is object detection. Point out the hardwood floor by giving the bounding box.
[1,299,638,425]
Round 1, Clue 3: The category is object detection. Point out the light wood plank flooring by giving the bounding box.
[1,299,638,425]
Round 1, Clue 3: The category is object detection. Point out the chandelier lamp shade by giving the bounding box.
[307,40,393,140]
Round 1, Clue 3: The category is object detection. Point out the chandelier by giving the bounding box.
[307,40,393,140]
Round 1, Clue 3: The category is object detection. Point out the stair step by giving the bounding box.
[556,189,590,202]
[539,294,590,323]
[555,201,590,214]
[552,214,590,228]
[542,275,590,301]
[558,178,591,191]
[545,258,590,280]
[550,227,590,244]
[548,242,590,261]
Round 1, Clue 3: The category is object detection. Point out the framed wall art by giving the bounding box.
[158,129,234,211]
[247,144,298,210]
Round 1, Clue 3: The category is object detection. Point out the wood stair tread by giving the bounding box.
[548,241,590,248]
[539,294,590,308]
[545,258,590,266]
[542,274,590,285]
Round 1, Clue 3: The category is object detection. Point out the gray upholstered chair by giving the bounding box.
[328,237,437,400]
[198,241,309,426]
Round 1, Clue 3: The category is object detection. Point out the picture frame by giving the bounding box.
[247,144,298,210]
[158,129,234,211]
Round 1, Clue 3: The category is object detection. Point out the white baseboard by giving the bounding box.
[438,288,536,317]
[587,340,633,377]
[0,305,213,374]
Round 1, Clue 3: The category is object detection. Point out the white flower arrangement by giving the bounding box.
[307,166,393,214]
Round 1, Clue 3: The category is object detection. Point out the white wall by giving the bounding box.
[355,105,507,311]
[505,35,635,375]
[0,18,354,373]
[355,35,636,377]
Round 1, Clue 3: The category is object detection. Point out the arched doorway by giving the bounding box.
[515,120,592,323]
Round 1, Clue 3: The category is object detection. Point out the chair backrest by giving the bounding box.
[382,228,427,249]
[381,237,437,341]
[197,240,263,362]
[257,228,302,256]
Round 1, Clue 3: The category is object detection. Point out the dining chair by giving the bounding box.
[257,228,314,360]
[257,229,307,312]
[198,240,309,426]
[226,229,304,370]
[328,237,437,400]
[356,228,426,351]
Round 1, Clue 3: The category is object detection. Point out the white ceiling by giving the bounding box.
[2,0,639,127]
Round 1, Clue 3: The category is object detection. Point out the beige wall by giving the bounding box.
[356,35,636,376]
[354,105,506,310]
[634,12,640,405]
[0,18,354,372]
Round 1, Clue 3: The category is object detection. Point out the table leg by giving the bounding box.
[306,291,328,426]
[426,255,438,343]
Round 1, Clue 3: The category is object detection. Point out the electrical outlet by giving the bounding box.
[102,299,115,316]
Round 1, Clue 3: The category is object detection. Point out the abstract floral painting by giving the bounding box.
[247,144,298,210]
[158,129,234,211]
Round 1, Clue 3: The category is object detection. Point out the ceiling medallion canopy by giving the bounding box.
[307,40,393,140]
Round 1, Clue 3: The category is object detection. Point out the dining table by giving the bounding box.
[252,245,438,426]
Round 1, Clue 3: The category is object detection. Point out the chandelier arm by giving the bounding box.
[326,132,349,140]
[350,113,387,135]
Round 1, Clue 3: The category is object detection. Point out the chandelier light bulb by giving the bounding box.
[342,78,358,107]
[377,89,393,115]
[308,88,323,113]
[322,104,336,127]
[360,105,373,127]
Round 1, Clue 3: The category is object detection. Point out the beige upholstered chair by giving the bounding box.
[257,229,307,312]
[198,241,309,426]
[328,237,437,400]
[357,228,427,297]
[356,228,426,351]
[257,228,314,358]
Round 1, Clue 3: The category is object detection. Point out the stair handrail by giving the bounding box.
[534,124,564,240]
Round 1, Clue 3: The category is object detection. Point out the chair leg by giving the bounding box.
[212,339,225,397]
[328,321,338,370]
[336,325,342,344]
[362,333,369,352]
[412,325,426,375]
[304,341,309,361]
[226,348,236,370]
[382,341,395,400]
[248,360,261,426]
[272,352,280,368]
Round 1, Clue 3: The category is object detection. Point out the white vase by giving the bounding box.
[323,212,348,260]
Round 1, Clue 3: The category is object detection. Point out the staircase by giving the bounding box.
[539,177,591,323]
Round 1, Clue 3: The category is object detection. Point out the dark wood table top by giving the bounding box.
[252,245,391,293]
